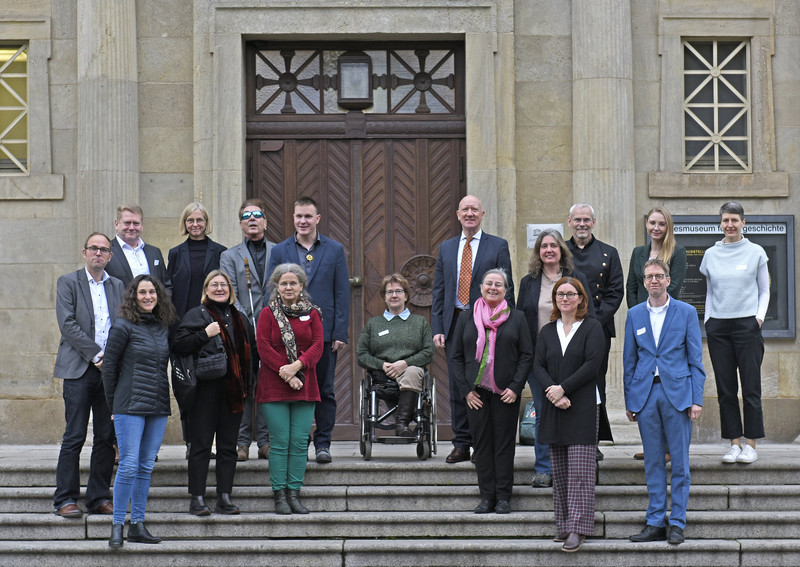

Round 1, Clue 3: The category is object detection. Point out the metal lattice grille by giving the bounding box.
[683,40,750,173]
[252,46,458,115]
[0,45,28,174]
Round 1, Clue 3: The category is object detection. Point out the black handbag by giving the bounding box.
[195,335,228,381]
[170,352,197,412]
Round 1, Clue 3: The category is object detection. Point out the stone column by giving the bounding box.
[572,0,635,248]
[77,0,139,237]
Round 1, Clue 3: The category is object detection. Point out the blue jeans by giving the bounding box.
[526,371,551,475]
[261,401,316,490]
[312,342,337,450]
[53,366,115,510]
[112,414,167,525]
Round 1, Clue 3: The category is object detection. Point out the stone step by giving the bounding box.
[11,483,799,513]
[3,510,800,541]
[3,538,797,567]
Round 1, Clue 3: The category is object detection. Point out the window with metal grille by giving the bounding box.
[0,45,28,174]
[683,40,750,173]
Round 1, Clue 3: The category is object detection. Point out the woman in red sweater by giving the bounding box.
[256,263,323,515]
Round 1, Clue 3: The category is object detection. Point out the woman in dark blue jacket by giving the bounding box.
[103,275,175,549]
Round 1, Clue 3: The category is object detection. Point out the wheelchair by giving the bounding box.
[358,368,437,461]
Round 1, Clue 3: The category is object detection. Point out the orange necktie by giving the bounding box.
[458,236,473,306]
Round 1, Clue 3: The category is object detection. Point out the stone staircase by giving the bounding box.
[0,442,798,566]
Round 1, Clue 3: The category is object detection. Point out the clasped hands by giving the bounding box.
[546,384,571,410]
[382,360,408,379]
[465,388,517,410]
[279,360,304,391]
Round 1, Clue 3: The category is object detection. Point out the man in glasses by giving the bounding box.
[624,259,705,545]
[106,204,170,290]
[220,198,276,461]
[566,202,624,459]
[53,233,125,518]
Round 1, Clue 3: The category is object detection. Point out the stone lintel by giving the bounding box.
[648,171,789,198]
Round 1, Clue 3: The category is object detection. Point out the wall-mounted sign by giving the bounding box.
[526,223,565,249]
[671,215,795,339]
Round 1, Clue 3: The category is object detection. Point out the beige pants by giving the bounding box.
[396,365,424,392]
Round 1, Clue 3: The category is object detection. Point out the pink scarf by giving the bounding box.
[472,297,511,393]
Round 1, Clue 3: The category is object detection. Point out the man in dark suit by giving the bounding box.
[624,259,705,545]
[105,204,169,290]
[220,198,275,461]
[566,202,624,457]
[268,196,350,464]
[432,195,514,464]
[53,233,125,518]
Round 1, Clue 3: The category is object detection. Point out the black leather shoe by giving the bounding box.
[189,495,211,516]
[473,499,495,514]
[446,447,470,464]
[287,489,309,514]
[127,522,161,544]
[215,493,240,515]
[667,525,685,545]
[562,533,584,552]
[274,489,292,515]
[595,448,604,461]
[629,525,667,542]
[553,532,569,542]
[108,524,124,549]
[494,500,511,514]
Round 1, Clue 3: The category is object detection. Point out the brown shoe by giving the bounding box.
[90,500,113,515]
[553,532,569,542]
[55,503,83,518]
[562,533,585,552]
[258,444,269,460]
[237,445,249,461]
[445,447,470,464]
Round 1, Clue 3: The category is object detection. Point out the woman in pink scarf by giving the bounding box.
[452,268,533,514]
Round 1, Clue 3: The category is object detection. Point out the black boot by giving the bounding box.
[273,488,292,515]
[108,523,124,548]
[215,493,240,515]
[189,495,211,516]
[127,521,161,544]
[287,489,309,514]
[395,390,417,437]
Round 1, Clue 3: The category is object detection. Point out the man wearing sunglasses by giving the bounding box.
[220,198,276,461]
[53,233,125,518]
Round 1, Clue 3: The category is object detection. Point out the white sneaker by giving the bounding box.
[737,444,758,463]
[721,445,742,463]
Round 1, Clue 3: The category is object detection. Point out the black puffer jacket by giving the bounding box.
[102,315,171,416]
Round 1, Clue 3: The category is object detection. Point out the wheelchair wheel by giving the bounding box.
[363,439,372,461]
[430,379,438,455]
[417,439,431,460]
[359,380,369,459]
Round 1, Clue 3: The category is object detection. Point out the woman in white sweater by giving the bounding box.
[700,202,769,464]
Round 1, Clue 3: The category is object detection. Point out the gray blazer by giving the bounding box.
[54,269,125,379]
[219,238,275,324]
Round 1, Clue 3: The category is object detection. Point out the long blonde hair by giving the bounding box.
[646,206,676,264]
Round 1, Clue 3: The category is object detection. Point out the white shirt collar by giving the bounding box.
[646,295,671,314]
[461,229,483,242]
[84,267,109,284]
[116,234,144,251]
[384,308,411,321]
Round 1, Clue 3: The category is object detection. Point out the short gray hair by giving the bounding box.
[481,268,509,287]
[268,263,310,303]
[569,202,595,219]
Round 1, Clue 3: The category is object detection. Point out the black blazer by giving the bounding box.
[534,317,604,446]
[451,308,532,400]
[516,268,595,348]
[167,237,227,319]
[106,238,170,292]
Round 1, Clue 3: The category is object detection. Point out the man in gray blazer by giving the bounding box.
[220,198,275,460]
[53,233,124,518]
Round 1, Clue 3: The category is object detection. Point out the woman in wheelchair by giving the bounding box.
[356,273,434,437]
[451,268,533,515]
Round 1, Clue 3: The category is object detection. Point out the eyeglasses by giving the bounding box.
[241,211,264,221]
[556,292,580,299]
[644,273,667,281]
[208,282,229,289]
[85,246,111,254]
[385,289,405,296]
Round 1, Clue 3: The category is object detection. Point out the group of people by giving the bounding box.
[434,196,768,552]
[53,193,769,553]
[52,198,349,548]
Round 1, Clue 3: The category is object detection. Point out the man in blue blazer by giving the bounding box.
[268,196,350,464]
[53,233,124,518]
[624,259,705,545]
[105,204,170,291]
[432,195,514,463]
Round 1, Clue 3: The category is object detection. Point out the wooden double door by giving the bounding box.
[252,137,466,439]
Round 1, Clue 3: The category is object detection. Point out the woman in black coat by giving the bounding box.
[172,270,255,516]
[534,277,604,553]
[516,228,593,488]
[452,268,532,515]
[102,275,175,548]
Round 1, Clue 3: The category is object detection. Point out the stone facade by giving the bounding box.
[1,0,798,442]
